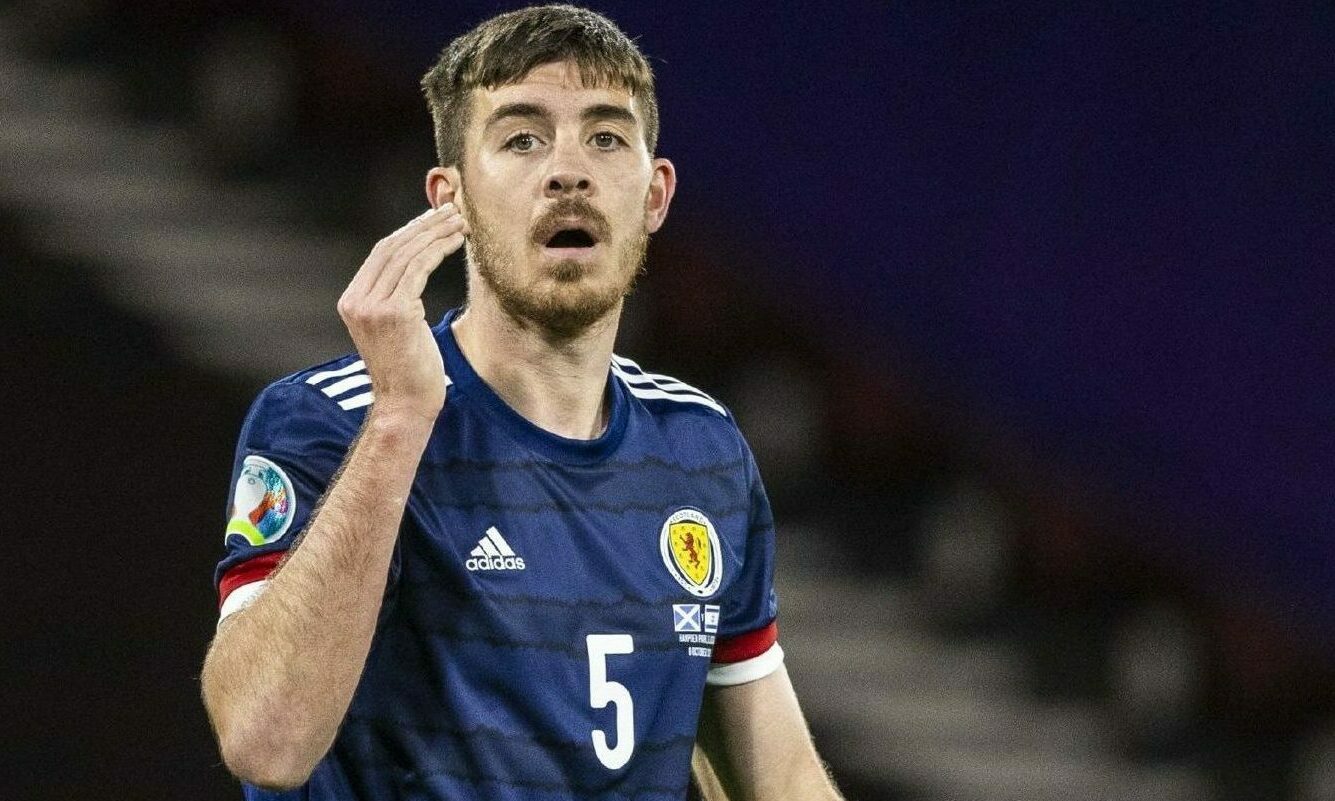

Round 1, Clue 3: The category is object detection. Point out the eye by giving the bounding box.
[505,132,540,153]
[591,132,625,150]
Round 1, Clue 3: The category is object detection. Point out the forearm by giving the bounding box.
[696,668,845,801]
[690,743,730,801]
[201,410,433,789]
[697,716,843,801]
[699,710,833,795]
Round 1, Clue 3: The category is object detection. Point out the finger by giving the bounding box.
[389,203,449,239]
[393,231,466,302]
[369,211,467,299]
[346,205,456,299]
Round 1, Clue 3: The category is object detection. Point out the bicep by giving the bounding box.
[695,664,827,801]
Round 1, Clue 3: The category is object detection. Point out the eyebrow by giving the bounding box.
[580,103,637,127]
[483,102,547,130]
[482,102,638,131]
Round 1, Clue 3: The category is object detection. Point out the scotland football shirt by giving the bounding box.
[214,308,782,800]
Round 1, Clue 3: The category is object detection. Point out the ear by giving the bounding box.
[426,166,463,210]
[644,157,677,234]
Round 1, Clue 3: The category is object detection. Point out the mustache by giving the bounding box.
[530,198,611,244]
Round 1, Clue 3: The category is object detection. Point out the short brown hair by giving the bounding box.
[421,4,659,168]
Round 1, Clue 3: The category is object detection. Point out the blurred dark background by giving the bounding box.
[2,1,1332,799]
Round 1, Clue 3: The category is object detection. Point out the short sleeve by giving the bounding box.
[213,381,358,621]
[706,434,783,686]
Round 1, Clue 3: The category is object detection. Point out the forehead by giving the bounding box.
[470,60,642,124]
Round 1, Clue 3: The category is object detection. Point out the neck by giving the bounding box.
[451,293,621,440]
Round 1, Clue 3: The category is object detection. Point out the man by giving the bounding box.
[201,6,844,800]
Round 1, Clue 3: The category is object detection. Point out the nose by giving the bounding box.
[544,169,593,197]
[543,143,595,198]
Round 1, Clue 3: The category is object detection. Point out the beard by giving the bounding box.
[463,196,649,337]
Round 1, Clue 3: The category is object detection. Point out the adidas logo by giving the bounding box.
[466,526,526,572]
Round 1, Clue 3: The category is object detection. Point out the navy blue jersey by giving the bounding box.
[215,308,782,801]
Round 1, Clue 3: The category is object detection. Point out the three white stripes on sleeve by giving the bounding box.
[304,359,453,411]
[303,355,724,417]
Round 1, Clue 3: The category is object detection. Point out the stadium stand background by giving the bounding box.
[2,2,1332,799]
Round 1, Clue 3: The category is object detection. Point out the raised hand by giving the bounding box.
[336,203,469,422]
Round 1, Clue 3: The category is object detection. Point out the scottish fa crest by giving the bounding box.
[659,508,722,597]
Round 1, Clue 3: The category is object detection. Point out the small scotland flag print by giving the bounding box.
[673,604,702,633]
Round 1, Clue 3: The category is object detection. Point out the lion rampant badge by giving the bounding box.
[660,508,722,597]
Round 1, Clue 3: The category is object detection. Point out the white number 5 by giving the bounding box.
[586,633,635,770]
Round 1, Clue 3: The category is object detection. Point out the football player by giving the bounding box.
[201,6,844,800]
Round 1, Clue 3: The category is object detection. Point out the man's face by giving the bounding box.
[453,60,674,334]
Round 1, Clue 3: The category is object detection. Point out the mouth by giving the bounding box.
[543,226,599,250]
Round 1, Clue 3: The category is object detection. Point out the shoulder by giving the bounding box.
[612,355,761,501]
[611,353,730,420]
[283,353,375,410]
[241,353,372,441]
[611,353,750,454]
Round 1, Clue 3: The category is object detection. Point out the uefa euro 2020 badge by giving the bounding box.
[660,508,723,597]
[225,455,295,546]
